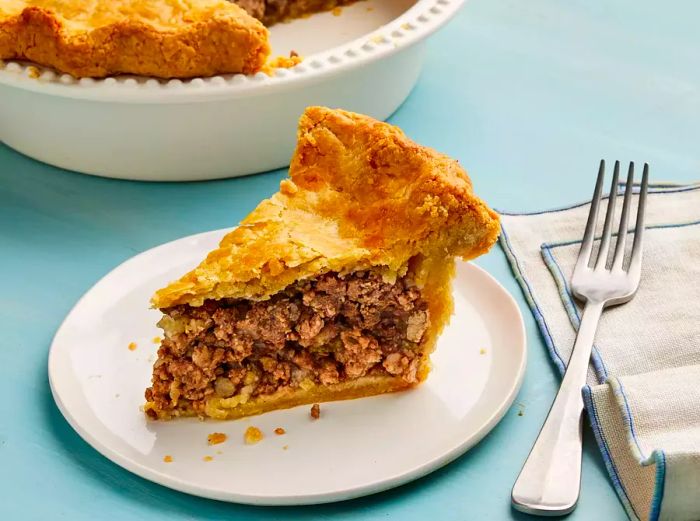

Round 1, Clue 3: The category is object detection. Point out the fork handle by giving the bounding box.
[512,301,604,516]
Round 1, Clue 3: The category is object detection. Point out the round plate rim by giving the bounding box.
[48,228,526,505]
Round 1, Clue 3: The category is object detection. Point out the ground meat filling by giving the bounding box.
[232,0,357,24]
[146,270,430,415]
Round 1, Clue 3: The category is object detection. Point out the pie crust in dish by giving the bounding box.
[144,106,500,420]
[0,0,357,78]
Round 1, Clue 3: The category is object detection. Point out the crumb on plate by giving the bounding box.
[282,445,289,451]
[332,6,342,15]
[128,342,137,351]
[479,348,486,355]
[517,402,526,416]
[163,455,173,463]
[244,426,264,445]
[262,52,303,75]
[207,432,227,445]
[152,336,162,344]
[27,66,40,79]
[274,427,286,435]
[310,403,320,420]
[203,456,213,462]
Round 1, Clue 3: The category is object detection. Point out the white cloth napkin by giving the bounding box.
[499,183,700,521]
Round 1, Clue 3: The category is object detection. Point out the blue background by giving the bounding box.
[1,0,698,519]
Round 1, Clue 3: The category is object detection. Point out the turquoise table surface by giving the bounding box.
[2,1,699,519]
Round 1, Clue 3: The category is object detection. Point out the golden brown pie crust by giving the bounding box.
[153,106,500,309]
[144,107,499,420]
[0,1,270,78]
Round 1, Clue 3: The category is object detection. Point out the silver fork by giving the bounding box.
[511,160,649,516]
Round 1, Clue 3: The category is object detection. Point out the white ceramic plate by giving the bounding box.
[0,0,464,181]
[48,229,526,505]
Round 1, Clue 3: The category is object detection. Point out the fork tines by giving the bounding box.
[576,160,649,276]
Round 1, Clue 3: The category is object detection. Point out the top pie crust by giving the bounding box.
[152,106,501,309]
[0,0,270,78]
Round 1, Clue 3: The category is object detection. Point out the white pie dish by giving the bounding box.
[48,228,526,505]
[0,0,464,181]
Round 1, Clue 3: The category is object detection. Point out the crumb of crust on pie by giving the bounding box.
[203,456,214,462]
[310,403,320,420]
[163,455,173,463]
[152,336,162,344]
[128,342,137,351]
[366,6,374,11]
[207,432,228,445]
[244,426,264,445]
[332,7,342,15]
[274,428,286,435]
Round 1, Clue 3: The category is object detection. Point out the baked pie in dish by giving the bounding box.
[0,0,358,78]
[144,106,500,420]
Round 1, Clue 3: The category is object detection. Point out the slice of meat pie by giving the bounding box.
[145,106,500,420]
